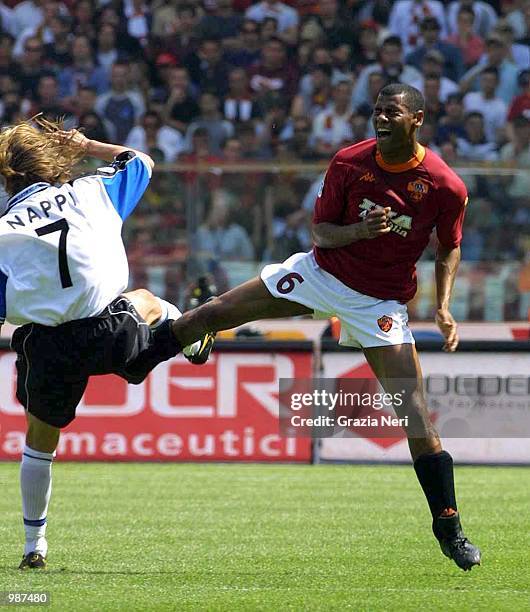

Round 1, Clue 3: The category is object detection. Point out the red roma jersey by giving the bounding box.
[312,138,468,303]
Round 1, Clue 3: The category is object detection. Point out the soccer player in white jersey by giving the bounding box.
[0,119,214,570]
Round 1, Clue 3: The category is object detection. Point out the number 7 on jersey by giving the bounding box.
[35,219,73,289]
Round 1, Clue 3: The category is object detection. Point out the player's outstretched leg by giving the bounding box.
[363,343,481,571]
[171,276,312,348]
[118,289,214,383]
[18,413,60,570]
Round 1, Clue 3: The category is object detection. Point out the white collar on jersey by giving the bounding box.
[2,182,51,216]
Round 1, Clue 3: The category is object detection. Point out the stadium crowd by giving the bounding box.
[0,0,529,275]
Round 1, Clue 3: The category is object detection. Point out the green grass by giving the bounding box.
[0,463,529,611]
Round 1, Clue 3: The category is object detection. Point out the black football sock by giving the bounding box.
[413,450,458,520]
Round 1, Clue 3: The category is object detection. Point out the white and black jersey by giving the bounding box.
[0,151,151,326]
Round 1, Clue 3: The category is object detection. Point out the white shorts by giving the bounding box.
[261,251,415,349]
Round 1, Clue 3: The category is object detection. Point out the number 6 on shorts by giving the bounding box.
[276,272,304,295]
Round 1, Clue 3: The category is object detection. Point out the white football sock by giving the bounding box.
[152,297,201,355]
[20,445,54,557]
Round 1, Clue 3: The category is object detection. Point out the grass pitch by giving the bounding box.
[0,463,529,611]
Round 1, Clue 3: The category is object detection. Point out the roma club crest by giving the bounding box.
[407,178,429,202]
[377,315,393,333]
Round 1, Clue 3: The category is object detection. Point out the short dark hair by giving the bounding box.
[482,66,499,80]
[378,83,425,112]
[465,111,484,122]
[381,35,402,49]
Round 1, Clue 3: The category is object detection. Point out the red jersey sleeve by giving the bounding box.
[435,175,468,248]
[312,156,350,224]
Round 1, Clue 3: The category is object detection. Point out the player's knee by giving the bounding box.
[26,417,60,453]
[125,288,161,323]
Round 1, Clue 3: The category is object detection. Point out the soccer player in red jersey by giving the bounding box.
[172,83,481,570]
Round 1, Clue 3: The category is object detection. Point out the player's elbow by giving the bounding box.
[136,151,155,173]
[436,243,460,261]
[311,223,326,247]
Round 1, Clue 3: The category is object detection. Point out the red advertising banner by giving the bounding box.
[0,350,312,462]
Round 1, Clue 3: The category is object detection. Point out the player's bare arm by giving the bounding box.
[435,244,461,353]
[312,207,391,248]
[57,129,155,171]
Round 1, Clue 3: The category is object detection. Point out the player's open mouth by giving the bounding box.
[376,128,392,140]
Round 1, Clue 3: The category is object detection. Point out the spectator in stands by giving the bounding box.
[446,6,486,69]
[330,42,355,83]
[446,0,498,38]
[352,20,380,71]
[500,114,530,201]
[516,0,530,45]
[237,121,271,159]
[186,91,234,155]
[291,63,333,119]
[223,67,263,124]
[456,111,499,160]
[72,0,96,41]
[354,0,393,26]
[43,14,72,68]
[71,86,98,122]
[126,110,185,163]
[388,0,447,55]
[78,111,109,145]
[186,37,231,98]
[406,16,464,82]
[297,46,349,105]
[16,36,55,99]
[463,66,508,143]
[196,0,242,46]
[225,19,262,68]
[418,118,441,153]
[351,113,370,142]
[96,24,123,75]
[460,32,519,104]
[123,0,151,46]
[260,16,280,43]
[153,59,195,106]
[194,194,255,261]
[95,61,146,142]
[314,0,353,48]
[248,36,299,101]
[257,90,292,154]
[493,19,530,69]
[423,74,446,123]
[288,115,320,160]
[0,32,15,73]
[180,126,217,163]
[13,0,61,57]
[410,49,459,102]
[436,92,467,145]
[268,197,311,262]
[29,74,74,125]
[352,36,421,109]
[164,68,201,134]
[151,0,179,39]
[508,69,530,125]
[57,34,109,99]
[163,2,201,61]
[355,70,388,116]
[245,0,299,45]
[504,0,527,41]
[311,79,353,157]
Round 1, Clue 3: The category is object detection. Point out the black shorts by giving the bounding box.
[11,296,180,428]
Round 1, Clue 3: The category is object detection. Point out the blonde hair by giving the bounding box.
[0,117,86,196]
